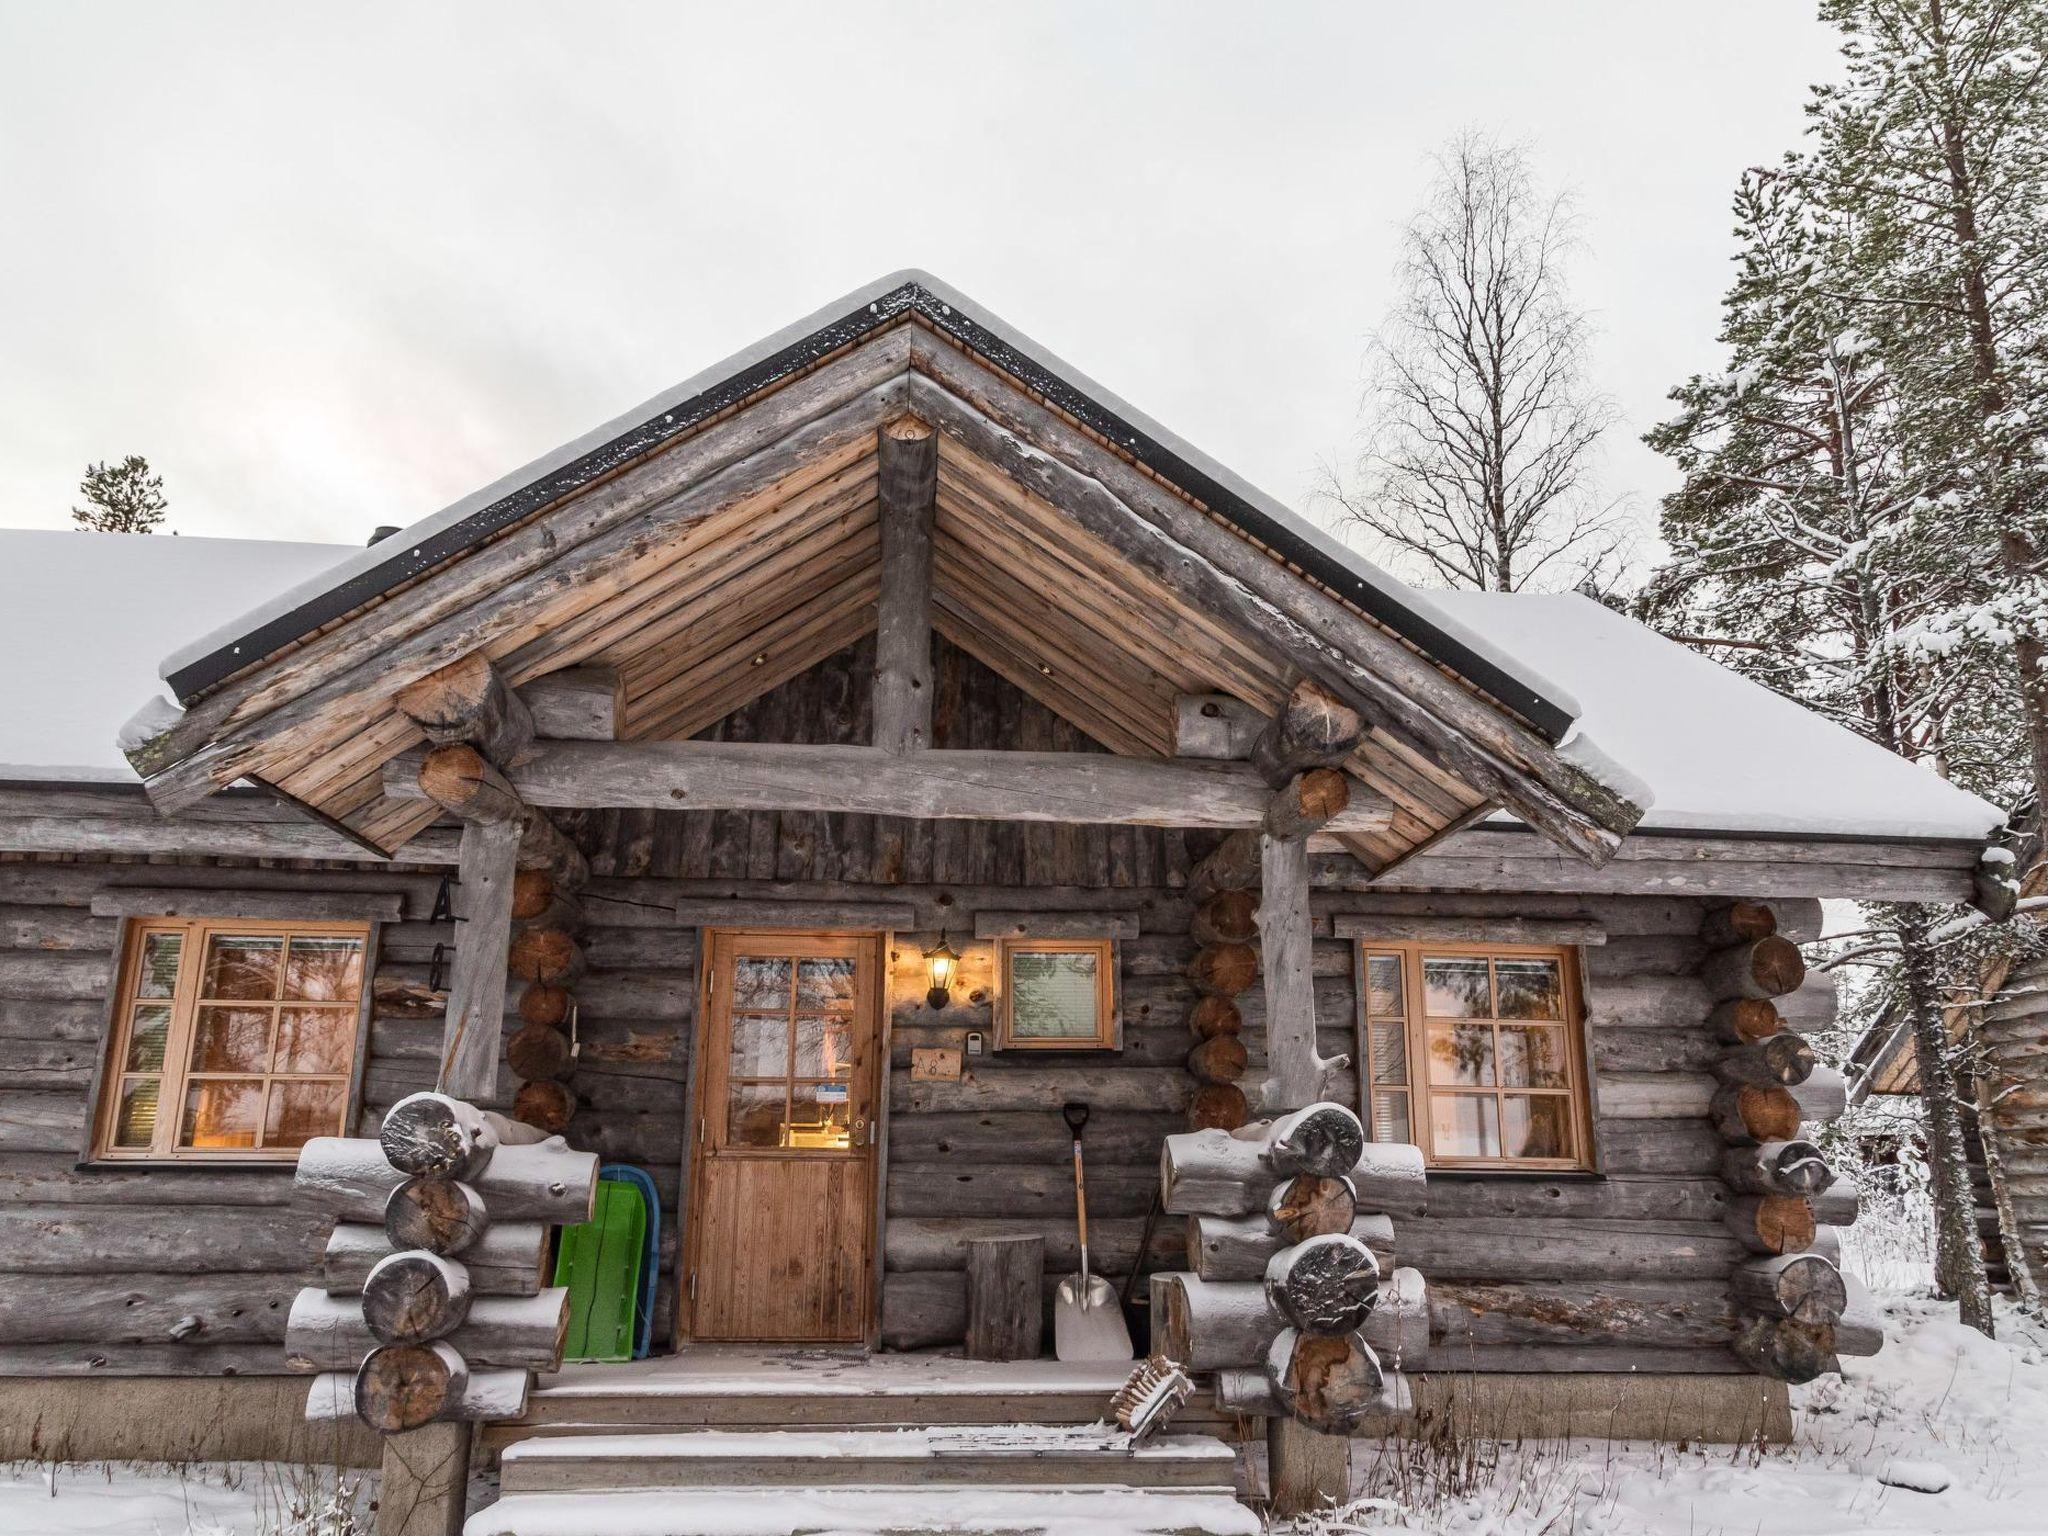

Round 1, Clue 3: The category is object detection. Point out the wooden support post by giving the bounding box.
[873,417,938,755]
[1259,834,1347,1111]
[1267,1415,1350,1517]
[377,1420,472,1536]
[440,819,521,1102]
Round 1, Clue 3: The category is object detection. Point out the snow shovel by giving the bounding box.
[1055,1101,1134,1361]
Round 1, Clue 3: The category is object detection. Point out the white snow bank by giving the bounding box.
[1430,591,2004,842]
[0,530,356,783]
[1303,1292,2048,1536]
[0,1460,371,1536]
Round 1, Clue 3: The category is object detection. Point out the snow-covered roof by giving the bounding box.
[0,530,357,783]
[1430,591,2004,843]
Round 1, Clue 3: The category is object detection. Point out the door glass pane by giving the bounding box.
[1008,949,1102,1041]
[204,935,283,1001]
[787,1082,852,1149]
[191,1007,272,1072]
[1368,1021,1408,1086]
[1370,1089,1410,1145]
[794,1017,852,1079]
[1495,959,1564,1020]
[1503,1095,1571,1159]
[1430,1093,1500,1158]
[265,1080,344,1149]
[726,1082,788,1148]
[114,1077,160,1148]
[1364,954,1404,1017]
[182,1079,262,1149]
[729,1015,788,1078]
[1427,1023,1495,1085]
[1422,957,1490,1017]
[275,1008,354,1074]
[283,937,363,1002]
[125,1004,172,1073]
[732,958,791,1010]
[136,932,183,999]
[797,959,856,1010]
[1498,1026,1569,1088]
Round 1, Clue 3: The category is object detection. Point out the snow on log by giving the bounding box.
[1732,1314,1837,1384]
[1264,1233,1381,1333]
[380,1092,498,1180]
[288,1287,569,1372]
[1161,1120,1421,1215]
[1189,1210,1394,1282]
[325,1220,547,1297]
[307,1365,529,1425]
[1835,1273,1884,1358]
[1713,1034,1815,1089]
[1150,1268,1426,1371]
[1721,1141,1837,1199]
[295,1136,598,1226]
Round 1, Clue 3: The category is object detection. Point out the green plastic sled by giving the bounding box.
[551,1176,648,1363]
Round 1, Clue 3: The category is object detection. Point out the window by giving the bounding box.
[94,919,370,1161]
[1356,942,1591,1170]
[995,937,1117,1050]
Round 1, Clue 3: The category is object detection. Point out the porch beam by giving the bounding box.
[381,741,1397,832]
[519,665,624,742]
[873,417,938,754]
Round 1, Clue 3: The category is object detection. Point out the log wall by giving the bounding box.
[0,641,1839,1379]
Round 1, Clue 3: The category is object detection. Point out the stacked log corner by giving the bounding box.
[508,863,588,1135]
[1152,1102,1427,1436]
[1699,902,1871,1383]
[287,1092,598,1432]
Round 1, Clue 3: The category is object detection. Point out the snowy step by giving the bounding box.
[467,1486,1261,1536]
[496,1426,1241,1494]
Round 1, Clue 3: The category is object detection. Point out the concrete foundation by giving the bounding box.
[0,1376,381,1467]
[1406,1372,1793,1445]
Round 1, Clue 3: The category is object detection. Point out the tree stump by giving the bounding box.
[965,1234,1044,1361]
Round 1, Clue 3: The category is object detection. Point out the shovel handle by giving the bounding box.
[1072,1133,1090,1274]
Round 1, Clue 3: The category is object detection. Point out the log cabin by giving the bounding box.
[0,273,2007,1529]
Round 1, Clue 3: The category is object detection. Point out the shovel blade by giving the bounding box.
[1054,1273,1133,1361]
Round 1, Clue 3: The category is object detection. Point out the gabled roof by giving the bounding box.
[160,272,1577,738]
[114,270,1662,868]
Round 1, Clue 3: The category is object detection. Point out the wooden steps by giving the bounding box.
[497,1426,1240,1492]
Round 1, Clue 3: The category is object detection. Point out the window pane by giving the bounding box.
[1368,1021,1408,1085]
[275,1008,354,1074]
[1422,958,1490,1017]
[1370,1089,1410,1145]
[797,959,855,1010]
[794,1017,852,1079]
[136,932,183,999]
[1495,959,1564,1021]
[787,1082,852,1149]
[283,937,363,1002]
[114,1077,160,1148]
[1430,1093,1499,1158]
[1365,954,1404,1018]
[265,1080,344,1149]
[729,1015,788,1078]
[725,1082,787,1147]
[203,935,283,1001]
[181,1079,262,1149]
[1503,1095,1572,1160]
[1009,949,1101,1040]
[191,1007,272,1073]
[732,958,790,1010]
[125,1004,172,1073]
[1499,1026,1570,1088]
[1427,1023,1495,1085]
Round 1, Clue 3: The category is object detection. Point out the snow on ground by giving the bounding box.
[0,1460,371,1536]
[8,1292,2046,1536]
[1320,1292,2048,1536]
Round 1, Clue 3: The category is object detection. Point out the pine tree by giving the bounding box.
[71,456,169,534]
[1645,166,2012,1332]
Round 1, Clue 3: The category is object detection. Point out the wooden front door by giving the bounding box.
[685,930,885,1343]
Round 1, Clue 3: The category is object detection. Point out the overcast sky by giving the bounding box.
[0,2,1844,572]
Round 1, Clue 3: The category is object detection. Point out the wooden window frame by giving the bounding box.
[88,916,376,1165]
[1355,939,1593,1173]
[993,936,1120,1051]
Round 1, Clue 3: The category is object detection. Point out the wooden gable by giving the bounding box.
[126,277,1643,872]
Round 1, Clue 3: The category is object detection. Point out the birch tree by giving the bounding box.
[1321,131,1628,591]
